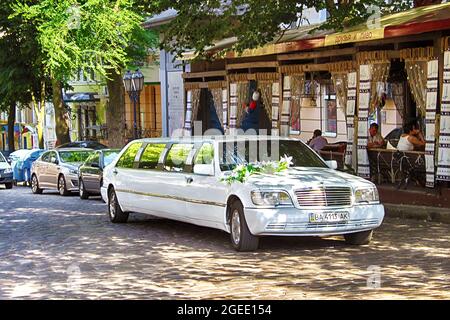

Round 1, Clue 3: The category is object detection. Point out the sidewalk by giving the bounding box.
[379,185,450,224]
[384,203,450,224]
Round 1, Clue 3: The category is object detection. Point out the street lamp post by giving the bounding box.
[123,69,144,140]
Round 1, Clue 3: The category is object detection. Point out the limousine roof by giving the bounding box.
[133,135,301,144]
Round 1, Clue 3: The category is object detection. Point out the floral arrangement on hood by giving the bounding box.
[221,155,293,185]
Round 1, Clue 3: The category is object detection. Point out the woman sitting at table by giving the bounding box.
[397,121,426,151]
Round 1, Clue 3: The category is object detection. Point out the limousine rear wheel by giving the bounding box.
[230,201,259,252]
[344,230,373,245]
[108,188,129,223]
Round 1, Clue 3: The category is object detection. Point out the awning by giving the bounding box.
[324,2,450,46]
[63,92,100,103]
[182,23,329,60]
[184,2,450,60]
[22,125,36,134]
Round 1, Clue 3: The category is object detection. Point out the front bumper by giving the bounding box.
[66,174,79,191]
[244,204,385,236]
[0,173,13,184]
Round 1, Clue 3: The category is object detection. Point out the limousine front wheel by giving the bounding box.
[108,188,129,223]
[230,201,259,252]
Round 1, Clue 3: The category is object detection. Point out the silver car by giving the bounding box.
[31,148,93,196]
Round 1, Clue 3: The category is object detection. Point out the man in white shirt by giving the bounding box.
[367,123,386,149]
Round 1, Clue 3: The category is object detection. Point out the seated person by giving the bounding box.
[367,123,386,149]
[397,121,426,151]
[308,129,328,152]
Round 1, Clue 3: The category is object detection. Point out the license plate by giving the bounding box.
[309,212,349,223]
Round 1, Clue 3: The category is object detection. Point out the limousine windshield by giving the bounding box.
[219,139,327,171]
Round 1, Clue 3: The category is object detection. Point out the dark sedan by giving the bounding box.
[78,149,120,199]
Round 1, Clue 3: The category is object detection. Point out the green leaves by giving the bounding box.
[12,0,153,81]
[147,0,415,59]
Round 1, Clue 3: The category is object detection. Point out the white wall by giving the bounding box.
[290,97,347,143]
[380,99,403,137]
[160,50,185,137]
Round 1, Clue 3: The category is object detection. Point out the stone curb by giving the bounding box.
[384,203,450,224]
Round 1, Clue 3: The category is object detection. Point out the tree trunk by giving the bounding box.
[106,69,127,148]
[51,78,70,146]
[7,102,16,152]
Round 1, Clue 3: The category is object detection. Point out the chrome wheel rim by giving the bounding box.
[109,192,116,218]
[32,176,37,193]
[231,210,241,245]
[58,177,65,195]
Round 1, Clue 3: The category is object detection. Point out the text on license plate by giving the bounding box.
[309,212,349,223]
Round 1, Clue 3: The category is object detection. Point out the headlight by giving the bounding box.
[69,169,78,175]
[251,191,293,207]
[354,187,379,204]
[4,168,12,174]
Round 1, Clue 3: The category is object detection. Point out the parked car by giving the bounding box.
[8,149,45,186]
[78,149,121,199]
[56,141,108,150]
[0,152,13,189]
[101,136,385,251]
[31,148,94,196]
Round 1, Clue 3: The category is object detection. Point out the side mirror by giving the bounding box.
[7,158,12,165]
[193,163,214,176]
[325,160,338,170]
[51,157,58,165]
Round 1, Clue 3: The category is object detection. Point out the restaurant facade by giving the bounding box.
[180,3,450,197]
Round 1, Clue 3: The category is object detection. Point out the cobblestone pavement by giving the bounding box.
[1,186,449,300]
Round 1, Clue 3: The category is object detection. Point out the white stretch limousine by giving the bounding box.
[101,136,385,251]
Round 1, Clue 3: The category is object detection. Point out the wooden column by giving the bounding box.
[345,72,357,169]
[437,51,450,182]
[425,59,439,188]
[357,65,371,179]
[280,76,291,136]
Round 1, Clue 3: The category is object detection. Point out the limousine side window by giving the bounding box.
[164,143,194,172]
[116,143,143,169]
[194,143,214,165]
[139,143,166,170]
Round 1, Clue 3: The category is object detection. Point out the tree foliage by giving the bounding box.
[12,0,153,81]
[143,0,416,57]
[0,0,48,112]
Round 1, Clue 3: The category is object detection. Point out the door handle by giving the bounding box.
[185,176,193,184]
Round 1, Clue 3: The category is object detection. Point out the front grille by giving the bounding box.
[295,187,352,207]
[266,219,380,232]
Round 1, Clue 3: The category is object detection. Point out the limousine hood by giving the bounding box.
[247,167,374,190]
